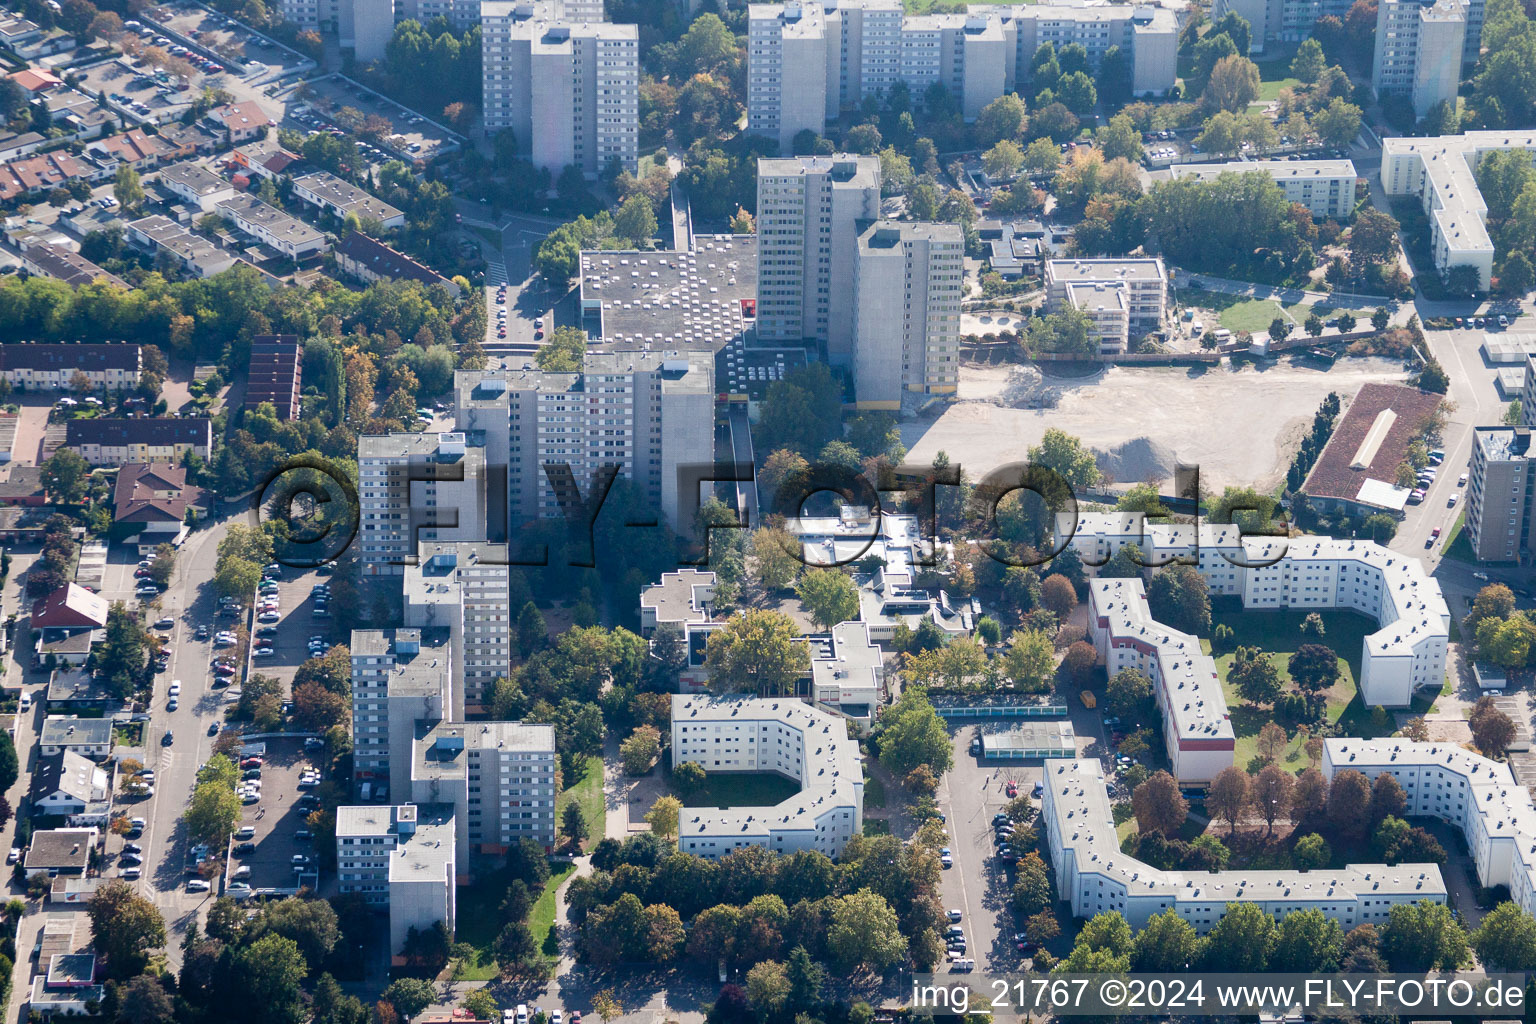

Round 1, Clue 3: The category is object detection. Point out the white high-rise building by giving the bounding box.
[1169,159,1358,219]
[403,542,512,715]
[350,627,452,790]
[1372,0,1466,118]
[336,804,457,955]
[455,350,714,538]
[481,2,638,177]
[851,220,963,410]
[746,1,1176,149]
[357,432,488,578]
[755,155,881,359]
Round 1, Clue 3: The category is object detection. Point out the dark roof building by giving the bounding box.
[246,335,303,420]
[333,232,461,295]
[65,418,212,466]
[30,585,108,631]
[113,462,192,525]
[17,245,129,289]
[0,344,140,387]
[1301,383,1444,516]
[23,828,95,875]
[0,466,46,506]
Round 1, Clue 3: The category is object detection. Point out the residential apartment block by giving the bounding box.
[747,0,1177,149]
[851,220,962,409]
[1466,422,1534,563]
[357,432,489,577]
[755,155,881,360]
[335,803,457,955]
[290,171,406,230]
[672,694,863,859]
[409,720,558,865]
[351,627,453,788]
[1380,131,1536,290]
[1372,0,1465,118]
[246,336,303,421]
[1044,258,1167,355]
[65,418,212,466]
[1058,512,1450,708]
[1044,757,1445,931]
[0,344,140,391]
[1217,0,1480,63]
[481,2,638,177]
[454,350,714,536]
[1169,159,1358,219]
[216,194,330,261]
[403,543,512,714]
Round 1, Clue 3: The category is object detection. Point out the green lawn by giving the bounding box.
[681,772,800,808]
[1283,301,1338,324]
[864,772,887,809]
[454,862,577,981]
[1184,287,1290,334]
[1204,607,1397,769]
[556,754,605,843]
[1441,509,1471,562]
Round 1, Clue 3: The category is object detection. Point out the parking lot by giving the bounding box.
[282,73,461,164]
[227,736,325,897]
[935,706,1107,972]
[73,55,194,125]
[143,2,314,84]
[249,566,341,694]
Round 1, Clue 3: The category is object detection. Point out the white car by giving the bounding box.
[258,612,280,623]
[1448,491,1460,507]
[137,770,155,783]
[241,792,260,804]
[187,880,211,893]
[168,681,181,697]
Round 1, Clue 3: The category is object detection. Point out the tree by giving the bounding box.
[1252,763,1294,835]
[1473,902,1536,970]
[1096,113,1143,163]
[878,688,953,777]
[614,195,658,247]
[1023,137,1062,174]
[646,794,682,841]
[1012,853,1053,915]
[40,448,91,505]
[1472,700,1518,757]
[975,93,1026,146]
[517,601,546,657]
[1202,55,1261,113]
[89,881,166,978]
[462,990,501,1023]
[534,325,588,372]
[1061,641,1097,682]
[785,944,825,1011]
[1208,766,1250,834]
[1131,771,1188,836]
[1371,306,1391,331]
[1271,908,1343,972]
[1106,668,1152,720]
[232,933,308,1024]
[1292,38,1327,82]
[185,778,241,845]
[1368,772,1407,826]
[1003,628,1056,691]
[1326,769,1371,842]
[117,974,175,1024]
[1256,721,1288,762]
[826,889,907,970]
[745,960,790,1016]
[381,979,435,1020]
[704,610,808,696]
[1231,646,1282,705]
[0,731,17,792]
[1313,98,1363,148]
[795,569,860,630]
[1132,910,1203,971]
[1040,573,1078,618]
[1293,832,1331,870]
[1146,565,1210,635]
[1349,206,1400,266]
[114,164,145,212]
[1380,901,1468,971]
[1289,643,1340,696]
[592,991,622,1024]
[1029,428,1100,489]
[751,528,799,591]
[562,801,590,847]
[983,139,1024,179]
[1203,902,1276,971]
[621,725,662,775]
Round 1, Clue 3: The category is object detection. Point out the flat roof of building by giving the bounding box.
[580,235,757,354]
[1475,426,1533,463]
[1046,257,1166,283]
[1170,159,1358,181]
[24,828,95,871]
[757,154,879,188]
[640,569,716,627]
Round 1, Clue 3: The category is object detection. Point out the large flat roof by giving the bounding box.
[580,235,757,354]
[1301,383,1443,503]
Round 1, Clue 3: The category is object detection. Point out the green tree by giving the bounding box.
[750,528,800,591]
[704,609,808,695]
[382,978,436,1019]
[534,326,588,372]
[1293,832,1331,869]
[517,601,546,658]
[795,568,860,629]
[975,93,1026,146]
[1096,113,1143,162]
[1201,54,1260,113]
[1231,646,1282,705]
[40,448,91,504]
[185,778,241,845]
[1472,901,1536,970]
[1106,668,1152,720]
[1023,137,1062,174]
[745,960,790,1015]
[1003,628,1056,691]
[1380,901,1468,971]
[1291,38,1326,83]
[983,139,1024,179]
[1202,902,1276,971]
[562,801,590,845]
[877,688,953,777]
[1312,98,1363,148]
[114,164,145,212]
[88,881,166,978]
[826,889,907,970]
[1132,910,1203,971]
[1029,427,1101,489]
[1270,908,1343,972]
[232,933,308,1024]
[614,195,658,247]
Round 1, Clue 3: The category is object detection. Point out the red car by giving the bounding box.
[534,329,544,340]
[1005,781,1018,798]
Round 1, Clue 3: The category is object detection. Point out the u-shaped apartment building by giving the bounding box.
[1324,739,1536,915]
[1043,757,1446,931]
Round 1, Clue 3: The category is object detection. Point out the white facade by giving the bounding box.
[1372,0,1465,119]
[335,803,457,955]
[1044,258,1167,355]
[358,432,488,578]
[672,694,863,859]
[852,220,962,409]
[755,155,880,360]
[351,0,395,61]
[1045,758,1445,931]
[1324,739,1536,919]
[1380,131,1536,290]
[1169,160,1358,219]
[215,194,329,260]
[410,720,558,863]
[402,543,513,713]
[747,1,1176,148]
[481,2,638,177]
[350,627,452,787]
[1060,513,1450,708]
[1466,424,1534,563]
[1088,578,1235,782]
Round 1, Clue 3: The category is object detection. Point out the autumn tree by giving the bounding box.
[1131,771,1188,836]
[1207,766,1250,834]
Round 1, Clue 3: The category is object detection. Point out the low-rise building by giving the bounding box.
[87,128,174,171]
[17,244,128,289]
[1299,382,1444,517]
[124,215,236,278]
[30,750,109,825]
[1044,258,1167,354]
[247,336,303,420]
[0,151,90,202]
[1169,159,1358,219]
[805,620,883,734]
[291,171,405,229]
[0,466,47,506]
[29,954,103,1017]
[672,694,863,859]
[230,137,300,180]
[65,417,213,466]
[207,100,273,144]
[335,804,457,958]
[44,668,117,712]
[23,828,96,876]
[333,231,460,293]
[216,193,329,260]
[0,344,140,391]
[157,121,223,157]
[159,162,239,212]
[113,462,193,546]
[1044,757,1444,931]
[39,717,113,759]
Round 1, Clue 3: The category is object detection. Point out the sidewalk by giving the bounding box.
[1183,272,1393,313]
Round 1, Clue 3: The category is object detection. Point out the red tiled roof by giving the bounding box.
[31,584,108,630]
[1301,383,1444,502]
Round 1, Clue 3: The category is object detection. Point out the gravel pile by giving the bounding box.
[1093,436,1177,486]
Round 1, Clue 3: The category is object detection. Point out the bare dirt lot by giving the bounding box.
[901,355,1408,493]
